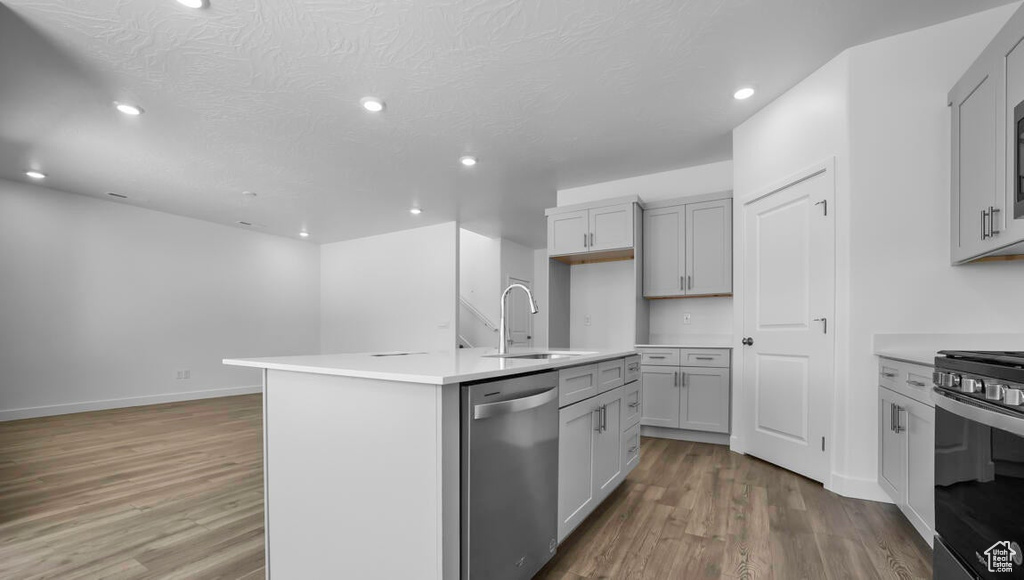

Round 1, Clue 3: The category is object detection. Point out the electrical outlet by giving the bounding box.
[584,314,592,326]
[683,313,692,325]
[176,370,191,380]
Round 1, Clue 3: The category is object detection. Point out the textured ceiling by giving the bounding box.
[0,0,1015,246]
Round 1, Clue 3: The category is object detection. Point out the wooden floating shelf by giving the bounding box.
[551,248,635,265]
[645,293,733,300]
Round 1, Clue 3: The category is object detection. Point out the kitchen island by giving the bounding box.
[223,347,636,580]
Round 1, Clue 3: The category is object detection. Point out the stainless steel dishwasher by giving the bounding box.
[461,370,559,580]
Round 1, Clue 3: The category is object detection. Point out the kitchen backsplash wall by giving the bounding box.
[648,297,733,342]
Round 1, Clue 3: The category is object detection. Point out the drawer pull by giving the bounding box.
[628,445,638,453]
[694,356,714,361]
[881,371,897,378]
[628,402,639,408]
[906,379,926,387]
[649,355,667,359]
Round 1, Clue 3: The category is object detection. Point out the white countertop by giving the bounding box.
[875,349,937,367]
[223,347,637,385]
[636,334,734,349]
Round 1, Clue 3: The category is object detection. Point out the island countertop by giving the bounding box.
[223,346,637,385]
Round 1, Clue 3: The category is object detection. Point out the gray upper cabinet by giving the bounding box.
[546,201,636,258]
[642,206,685,297]
[949,4,1024,263]
[643,195,732,297]
[589,204,634,252]
[548,209,590,257]
[686,199,732,295]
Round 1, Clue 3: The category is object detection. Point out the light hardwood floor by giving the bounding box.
[0,395,931,579]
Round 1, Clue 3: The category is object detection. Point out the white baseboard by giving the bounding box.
[827,472,893,503]
[0,385,263,422]
[641,425,731,446]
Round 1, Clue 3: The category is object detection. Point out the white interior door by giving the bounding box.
[740,162,835,484]
[507,277,533,347]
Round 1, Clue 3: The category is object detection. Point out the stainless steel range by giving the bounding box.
[932,351,1024,579]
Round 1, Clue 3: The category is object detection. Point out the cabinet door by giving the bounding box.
[678,367,730,433]
[548,209,590,257]
[557,400,598,542]
[878,388,905,504]
[1001,33,1024,242]
[593,388,624,499]
[951,69,998,262]
[589,204,633,252]
[558,364,599,408]
[596,358,625,394]
[643,206,685,298]
[640,366,679,428]
[685,199,732,295]
[901,397,935,543]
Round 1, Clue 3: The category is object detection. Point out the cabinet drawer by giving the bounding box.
[559,364,599,408]
[623,380,641,429]
[625,356,640,384]
[679,349,730,368]
[597,359,626,394]
[623,423,640,472]
[640,349,680,366]
[877,358,934,408]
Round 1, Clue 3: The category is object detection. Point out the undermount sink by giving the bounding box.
[484,351,594,360]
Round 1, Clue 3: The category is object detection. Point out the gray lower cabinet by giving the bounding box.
[557,357,641,543]
[639,347,731,434]
[877,358,935,545]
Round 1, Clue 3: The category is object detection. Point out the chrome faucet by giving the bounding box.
[498,283,539,355]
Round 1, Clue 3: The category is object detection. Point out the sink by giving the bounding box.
[483,351,595,360]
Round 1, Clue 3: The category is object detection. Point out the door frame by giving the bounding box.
[731,157,838,487]
[506,275,534,348]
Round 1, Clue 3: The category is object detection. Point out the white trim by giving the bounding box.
[0,385,263,422]
[827,472,893,503]
[545,194,643,215]
[641,425,731,446]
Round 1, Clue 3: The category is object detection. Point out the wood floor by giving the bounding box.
[0,395,931,579]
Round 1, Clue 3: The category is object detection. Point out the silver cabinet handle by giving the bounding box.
[628,445,638,453]
[583,233,588,248]
[680,371,686,387]
[894,405,904,433]
[695,356,714,361]
[601,405,607,432]
[473,388,557,420]
[688,274,692,290]
[590,232,595,247]
[674,371,679,387]
[679,276,684,291]
[990,206,1001,236]
[649,355,667,359]
[906,379,926,387]
[982,208,991,239]
[881,371,897,378]
[890,402,895,432]
[628,400,639,408]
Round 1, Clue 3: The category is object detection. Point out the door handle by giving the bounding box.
[813,317,827,334]
[473,388,557,420]
[741,337,754,346]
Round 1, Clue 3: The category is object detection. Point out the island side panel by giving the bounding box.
[264,369,459,579]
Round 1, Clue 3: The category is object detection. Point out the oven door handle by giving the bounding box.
[933,389,1024,438]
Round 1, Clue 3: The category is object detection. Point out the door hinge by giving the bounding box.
[815,199,828,216]
[821,437,825,452]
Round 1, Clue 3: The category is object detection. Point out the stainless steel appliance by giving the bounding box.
[933,351,1024,579]
[461,371,558,579]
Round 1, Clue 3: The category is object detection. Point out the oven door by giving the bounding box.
[934,391,1024,578]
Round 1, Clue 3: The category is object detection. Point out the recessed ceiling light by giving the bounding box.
[115,102,144,116]
[733,87,755,100]
[459,155,477,167]
[360,97,385,113]
[410,208,423,215]
[176,0,205,8]
[299,231,310,238]
[25,170,46,179]
[242,190,257,197]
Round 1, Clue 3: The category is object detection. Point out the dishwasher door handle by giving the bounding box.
[473,387,558,420]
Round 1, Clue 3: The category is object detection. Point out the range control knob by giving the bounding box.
[933,371,959,388]
[986,383,1006,401]
[961,377,984,394]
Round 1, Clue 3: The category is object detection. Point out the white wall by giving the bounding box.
[732,3,1019,499]
[0,179,321,420]
[648,298,734,342]
[557,160,733,206]
[569,261,636,350]
[321,222,458,353]
[458,229,501,348]
[532,249,550,348]
[844,4,1022,489]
